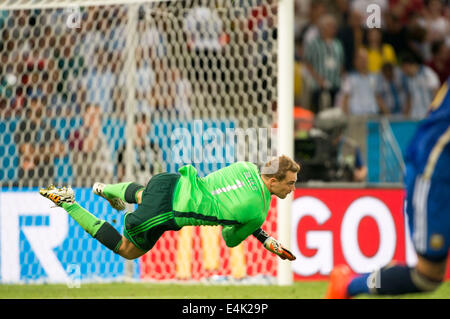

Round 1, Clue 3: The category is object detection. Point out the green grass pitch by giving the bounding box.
[1,282,450,299]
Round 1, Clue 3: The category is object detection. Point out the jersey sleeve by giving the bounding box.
[221,217,263,247]
[220,190,265,247]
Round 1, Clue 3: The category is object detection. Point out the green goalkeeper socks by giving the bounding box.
[103,182,132,202]
[104,182,144,204]
[61,202,122,253]
[61,202,104,237]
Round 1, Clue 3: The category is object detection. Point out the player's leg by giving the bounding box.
[361,140,450,297]
[416,254,448,281]
[326,255,447,299]
[93,181,145,210]
[326,143,450,299]
[116,235,147,260]
[326,199,448,298]
[135,189,143,204]
[325,254,445,299]
[122,173,182,252]
[39,185,145,259]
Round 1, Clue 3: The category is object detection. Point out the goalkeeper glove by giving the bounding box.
[253,228,296,260]
[263,236,296,261]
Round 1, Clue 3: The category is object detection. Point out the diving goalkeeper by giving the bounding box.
[39,155,299,261]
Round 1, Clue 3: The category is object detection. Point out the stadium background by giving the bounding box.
[0,0,450,298]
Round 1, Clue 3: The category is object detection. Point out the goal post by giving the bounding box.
[276,0,294,286]
[0,0,294,285]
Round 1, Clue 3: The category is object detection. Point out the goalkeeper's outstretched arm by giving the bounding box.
[221,219,261,248]
[252,228,296,261]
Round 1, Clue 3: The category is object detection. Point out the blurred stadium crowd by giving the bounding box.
[0,1,278,187]
[294,0,449,118]
[293,0,449,182]
[0,0,448,187]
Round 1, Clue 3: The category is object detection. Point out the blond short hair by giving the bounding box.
[261,155,300,181]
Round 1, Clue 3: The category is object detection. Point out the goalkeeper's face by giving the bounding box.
[270,171,297,199]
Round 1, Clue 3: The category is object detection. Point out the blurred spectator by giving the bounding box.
[304,14,345,113]
[183,6,227,52]
[14,96,66,187]
[294,37,305,106]
[138,16,167,60]
[68,104,114,186]
[421,0,449,44]
[53,34,86,108]
[296,38,304,103]
[117,113,163,185]
[183,6,228,84]
[364,28,397,73]
[79,8,124,114]
[150,63,192,118]
[322,0,350,26]
[341,48,379,116]
[337,9,364,72]
[150,60,172,111]
[444,0,450,16]
[82,47,118,113]
[80,7,126,60]
[294,0,309,41]
[406,14,431,62]
[134,47,155,113]
[401,53,440,119]
[375,62,407,115]
[80,7,105,66]
[105,7,127,54]
[389,0,425,25]
[383,13,410,59]
[6,49,49,113]
[0,60,18,116]
[244,2,277,106]
[169,67,193,120]
[298,0,326,47]
[427,40,450,84]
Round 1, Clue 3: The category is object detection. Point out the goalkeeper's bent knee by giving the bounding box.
[94,222,123,253]
[125,182,145,204]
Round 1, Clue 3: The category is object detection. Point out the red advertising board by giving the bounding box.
[292,188,450,280]
[139,187,450,281]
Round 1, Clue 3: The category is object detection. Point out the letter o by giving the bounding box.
[341,196,396,273]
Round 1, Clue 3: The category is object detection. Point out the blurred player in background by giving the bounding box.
[325,77,450,298]
[39,155,299,262]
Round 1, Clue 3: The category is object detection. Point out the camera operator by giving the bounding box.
[295,108,367,182]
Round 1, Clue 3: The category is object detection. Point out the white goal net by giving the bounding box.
[0,0,284,284]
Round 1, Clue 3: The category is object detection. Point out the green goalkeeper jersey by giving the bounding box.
[172,162,272,247]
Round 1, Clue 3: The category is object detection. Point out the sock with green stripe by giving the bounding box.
[103,182,144,204]
[61,202,122,253]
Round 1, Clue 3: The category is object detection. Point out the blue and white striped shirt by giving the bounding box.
[304,37,345,89]
[403,66,440,119]
[341,72,379,115]
[375,67,406,115]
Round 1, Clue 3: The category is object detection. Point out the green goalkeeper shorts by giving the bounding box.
[123,173,182,251]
